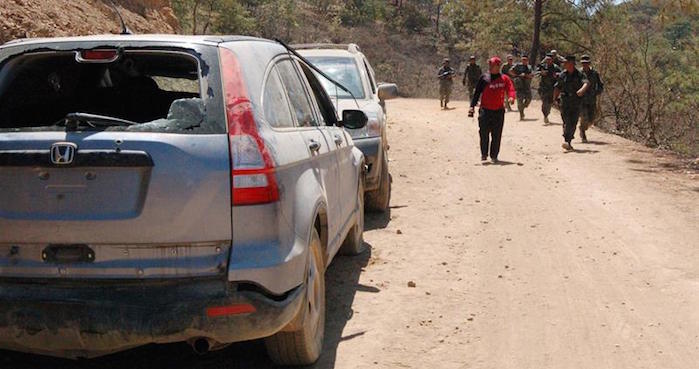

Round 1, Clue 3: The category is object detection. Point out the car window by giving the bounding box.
[262,66,294,128]
[276,59,317,127]
[305,56,366,99]
[363,59,377,94]
[297,60,340,127]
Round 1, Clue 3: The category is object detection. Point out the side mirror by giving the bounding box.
[340,110,368,130]
[377,83,398,101]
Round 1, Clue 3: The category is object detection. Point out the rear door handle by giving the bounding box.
[334,134,343,146]
[308,139,321,153]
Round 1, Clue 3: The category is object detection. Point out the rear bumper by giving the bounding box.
[0,277,304,359]
[353,136,382,191]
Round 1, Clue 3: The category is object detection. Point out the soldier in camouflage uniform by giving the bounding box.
[501,55,515,111]
[536,53,562,124]
[462,55,483,101]
[437,58,456,109]
[554,55,590,151]
[509,54,534,120]
[579,55,604,143]
[543,49,566,66]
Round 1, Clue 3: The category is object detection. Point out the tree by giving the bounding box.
[530,0,543,62]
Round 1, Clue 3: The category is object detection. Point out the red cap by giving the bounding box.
[488,56,502,65]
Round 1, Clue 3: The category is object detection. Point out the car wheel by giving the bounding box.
[265,227,325,366]
[365,152,391,213]
[340,175,365,255]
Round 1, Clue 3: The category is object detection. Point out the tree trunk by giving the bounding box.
[436,2,441,35]
[201,0,215,35]
[191,0,202,35]
[530,0,543,62]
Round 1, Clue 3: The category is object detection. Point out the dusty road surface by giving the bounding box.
[3,99,697,369]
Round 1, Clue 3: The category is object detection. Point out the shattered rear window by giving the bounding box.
[0,49,225,134]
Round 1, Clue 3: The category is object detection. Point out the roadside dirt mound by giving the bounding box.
[0,0,177,43]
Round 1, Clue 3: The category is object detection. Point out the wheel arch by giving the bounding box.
[313,203,329,266]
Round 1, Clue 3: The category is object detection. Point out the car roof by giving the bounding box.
[296,48,361,59]
[1,34,271,48]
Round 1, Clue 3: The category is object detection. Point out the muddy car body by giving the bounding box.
[0,35,366,365]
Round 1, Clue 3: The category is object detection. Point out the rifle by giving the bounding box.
[437,70,456,80]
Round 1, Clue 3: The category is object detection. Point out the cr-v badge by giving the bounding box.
[50,142,77,165]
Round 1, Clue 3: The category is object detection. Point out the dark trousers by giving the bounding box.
[467,84,477,100]
[516,89,532,113]
[540,90,554,117]
[478,108,505,158]
[561,104,581,142]
[580,100,597,131]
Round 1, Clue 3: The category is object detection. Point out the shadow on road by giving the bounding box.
[482,160,524,166]
[566,148,600,154]
[582,140,610,145]
[314,242,374,368]
[364,208,391,231]
[0,245,375,369]
[627,158,697,176]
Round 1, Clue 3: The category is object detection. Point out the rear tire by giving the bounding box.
[365,152,391,213]
[340,176,365,255]
[265,228,325,366]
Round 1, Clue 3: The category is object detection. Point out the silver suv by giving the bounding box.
[0,35,367,365]
[297,44,398,212]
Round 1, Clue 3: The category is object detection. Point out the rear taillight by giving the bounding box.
[206,303,256,317]
[220,48,279,206]
[230,134,279,205]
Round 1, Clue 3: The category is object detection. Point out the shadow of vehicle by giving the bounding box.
[364,208,391,231]
[313,242,375,368]
[0,245,375,369]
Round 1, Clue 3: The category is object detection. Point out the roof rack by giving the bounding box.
[291,43,361,53]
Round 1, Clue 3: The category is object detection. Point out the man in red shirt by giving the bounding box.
[468,57,516,163]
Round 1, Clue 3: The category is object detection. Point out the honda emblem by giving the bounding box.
[50,142,77,165]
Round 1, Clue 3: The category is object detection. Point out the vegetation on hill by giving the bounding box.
[172,0,696,156]
[0,1,694,155]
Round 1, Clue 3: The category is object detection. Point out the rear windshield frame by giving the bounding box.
[0,41,225,134]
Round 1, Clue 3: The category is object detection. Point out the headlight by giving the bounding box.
[365,112,382,137]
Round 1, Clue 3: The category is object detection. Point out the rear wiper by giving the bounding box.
[57,113,137,131]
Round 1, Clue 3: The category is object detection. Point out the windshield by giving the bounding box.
[0,48,224,133]
[306,56,366,100]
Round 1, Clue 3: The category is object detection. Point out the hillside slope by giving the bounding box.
[0,0,177,43]
[286,7,465,100]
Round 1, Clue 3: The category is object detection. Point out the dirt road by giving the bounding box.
[3,99,697,369]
